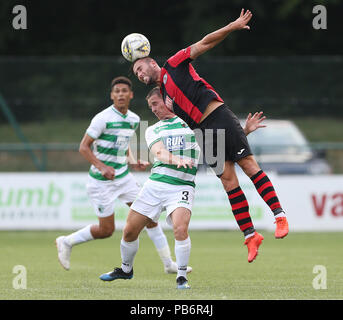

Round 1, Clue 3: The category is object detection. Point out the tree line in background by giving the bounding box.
[0,55,342,123]
[0,0,342,56]
[0,0,342,123]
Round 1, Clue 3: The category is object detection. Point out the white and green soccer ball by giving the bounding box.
[121,33,151,62]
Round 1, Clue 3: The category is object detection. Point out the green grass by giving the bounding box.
[1,230,342,300]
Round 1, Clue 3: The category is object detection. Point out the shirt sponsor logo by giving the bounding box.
[164,135,185,151]
[114,136,130,149]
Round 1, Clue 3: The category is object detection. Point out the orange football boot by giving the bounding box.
[244,232,264,263]
[274,217,289,239]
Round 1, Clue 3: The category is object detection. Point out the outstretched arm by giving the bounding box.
[190,9,252,60]
[244,112,266,136]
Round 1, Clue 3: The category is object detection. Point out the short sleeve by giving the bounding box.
[145,126,161,149]
[167,46,192,68]
[86,114,105,139]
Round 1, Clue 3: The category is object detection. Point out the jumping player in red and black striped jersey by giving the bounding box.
[132,9,289,263]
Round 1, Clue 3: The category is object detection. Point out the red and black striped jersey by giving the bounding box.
[160,46,223,129]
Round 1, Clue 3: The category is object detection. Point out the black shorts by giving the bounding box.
[193,104,252,176]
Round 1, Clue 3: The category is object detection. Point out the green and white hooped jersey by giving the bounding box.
[145,116,200,187]
[86,105,140,181]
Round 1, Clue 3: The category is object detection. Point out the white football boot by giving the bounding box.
[164,261,192,274]
[55,236,72,270]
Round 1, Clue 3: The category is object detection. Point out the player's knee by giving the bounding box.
[123,225,138,242]
[173,224,188,240]
[99,225,115,238]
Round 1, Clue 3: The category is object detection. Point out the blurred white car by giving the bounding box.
[244,119,332,175]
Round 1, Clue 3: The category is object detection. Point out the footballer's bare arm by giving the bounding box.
[79,133,115,180]
[190,9,252,60]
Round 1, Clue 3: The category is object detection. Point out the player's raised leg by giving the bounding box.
[238,155,289,239]
[56,214,114,270]
[99,208,150,281]
[220,160,264,263]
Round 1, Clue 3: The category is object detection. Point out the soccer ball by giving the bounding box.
[121,33,151,62]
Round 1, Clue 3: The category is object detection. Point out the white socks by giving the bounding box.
[64,225,94,247]
[175,237,191,279]
[146,225,173,267]
[121,238,139,273]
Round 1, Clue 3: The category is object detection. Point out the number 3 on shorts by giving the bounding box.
[182,191,189,201]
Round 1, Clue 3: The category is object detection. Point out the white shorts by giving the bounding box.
[86,173,141,218]
[130,179,195,226]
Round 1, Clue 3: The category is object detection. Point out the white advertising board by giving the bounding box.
[0,172,342,231]
[272,176,343,231]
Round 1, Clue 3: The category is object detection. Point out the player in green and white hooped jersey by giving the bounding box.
[99,87,196,289]
[99,87,266,289]
[56,77,181,274]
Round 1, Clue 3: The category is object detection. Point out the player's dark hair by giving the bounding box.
[111,76,132,90]
[145,87,161,101]
[130,56,154,76]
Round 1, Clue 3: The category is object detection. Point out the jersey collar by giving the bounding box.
[112,105,128,119]
[161,116,178,123]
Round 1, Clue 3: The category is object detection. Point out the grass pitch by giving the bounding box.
[0,230,342,300]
